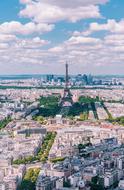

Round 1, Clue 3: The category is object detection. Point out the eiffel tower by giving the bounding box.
[60,63,73,107]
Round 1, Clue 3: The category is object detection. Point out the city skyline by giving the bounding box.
[0,0,124,75]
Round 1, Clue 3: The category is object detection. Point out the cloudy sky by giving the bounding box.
[0,0,124,75]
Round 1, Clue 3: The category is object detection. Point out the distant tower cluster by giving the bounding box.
[60,63,73,107]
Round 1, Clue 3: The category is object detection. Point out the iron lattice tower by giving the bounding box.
[60,63,73,107]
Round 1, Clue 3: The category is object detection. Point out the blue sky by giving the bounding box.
[0,0,124,75]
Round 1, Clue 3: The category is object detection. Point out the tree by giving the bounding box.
[19,168,40,190]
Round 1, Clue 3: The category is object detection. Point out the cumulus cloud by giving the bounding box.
[15,37,50,49]
[0,21,54,35]
[19,0,107,23]
[0,43,9,49]
[0,34,17,42]
[43,0,109,8]
[1,30,124,74]
[0,35,50,50]
[66,36,101,45]
[82,19,124,36]
[47,30,124,73]
[2,0,124,74]
[20,0,108,8]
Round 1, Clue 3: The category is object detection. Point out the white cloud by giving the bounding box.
[0,34,17,42]
[1,20,124,74]
[0,43,9,49]
[20,0,108,8]
[67,36,101,45]
[19,0,106,23]
[82,19,124,35]
[47,31,124,72]
[0,21,54,35]
[2,0,124,74]
[1,30,124,74]
[105,34,124,46]
[15,37,50,49]
[1,29,124,72]
[43,0,109,8]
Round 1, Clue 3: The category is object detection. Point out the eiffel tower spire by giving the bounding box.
[65,62,69,90]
